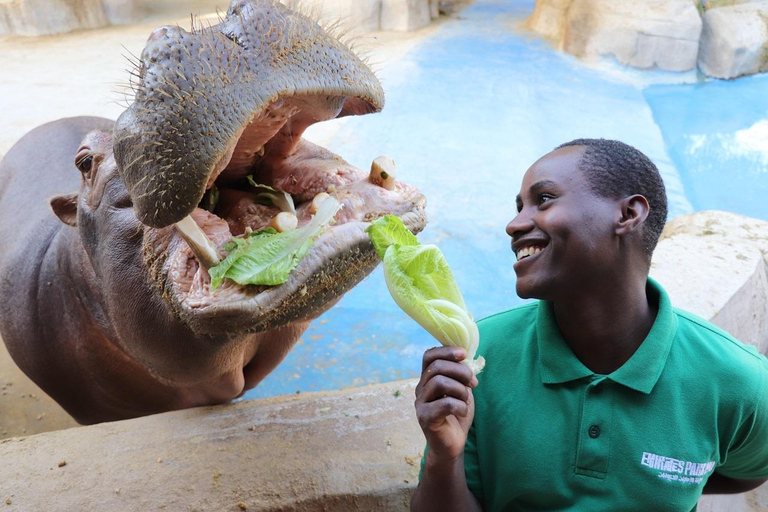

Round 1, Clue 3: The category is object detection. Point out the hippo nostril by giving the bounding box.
[147,26,170,43]
[146,25,188,44]
[231,0,249,12]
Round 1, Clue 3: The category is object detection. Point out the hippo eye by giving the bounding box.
[76,155,93,174]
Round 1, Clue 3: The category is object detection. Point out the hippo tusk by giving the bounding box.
[369,156,397,191]
[174,216,221,270]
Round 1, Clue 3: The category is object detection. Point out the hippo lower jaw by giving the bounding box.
[143,123,426,336]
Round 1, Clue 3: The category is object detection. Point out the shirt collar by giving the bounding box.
[537,278,677,394]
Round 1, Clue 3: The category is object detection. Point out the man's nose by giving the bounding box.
[506,209,534,238]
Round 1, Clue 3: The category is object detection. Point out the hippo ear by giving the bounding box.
[50,193,79,227]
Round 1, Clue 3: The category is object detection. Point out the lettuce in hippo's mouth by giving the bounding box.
[207,194,342,289]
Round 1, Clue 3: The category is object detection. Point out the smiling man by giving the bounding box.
[410,139,768,511]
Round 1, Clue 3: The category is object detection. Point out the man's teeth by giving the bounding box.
[517,246,543,261]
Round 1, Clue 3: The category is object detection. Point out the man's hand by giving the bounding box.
[411,346,483,512]
[415,347,478,461]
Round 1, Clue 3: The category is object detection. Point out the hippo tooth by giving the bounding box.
[369,156,397,191]
[268,212,298,233]
[309,192,330,215]
[174,216,221,270]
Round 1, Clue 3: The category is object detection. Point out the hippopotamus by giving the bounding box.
[0,0,425,425]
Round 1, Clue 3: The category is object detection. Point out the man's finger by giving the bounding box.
[419,374,471,405]
[417,398,471,429]
[421,346,467,373]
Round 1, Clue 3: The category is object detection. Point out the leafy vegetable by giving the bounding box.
[209,196,342,289]
[247,176,295,214]
[366,215,485,375]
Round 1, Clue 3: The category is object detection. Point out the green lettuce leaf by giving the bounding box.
[366,213,419,259]
[209,196,342,290]
[366,215,485,375]
[247,176,296,213]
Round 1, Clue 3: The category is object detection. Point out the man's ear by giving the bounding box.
[616,194,649,237]
[50,193,79,227]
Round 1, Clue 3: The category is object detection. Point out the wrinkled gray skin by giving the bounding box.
[0,0,425,424]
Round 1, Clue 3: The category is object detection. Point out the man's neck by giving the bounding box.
[552,275,657,375]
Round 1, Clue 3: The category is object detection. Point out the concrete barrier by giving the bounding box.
[0,381,424,511]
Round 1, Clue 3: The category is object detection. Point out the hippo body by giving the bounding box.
[0,117,303,423]
[0,0,425,424]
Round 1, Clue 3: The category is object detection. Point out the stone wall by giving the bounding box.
[1,210,767,509]
[0,0,146,36]
[698,2,768,79]
[527,0,768,79]
[280,0,443,33]
[0,0,456,37]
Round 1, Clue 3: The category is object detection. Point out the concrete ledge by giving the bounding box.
[0,380,424,511]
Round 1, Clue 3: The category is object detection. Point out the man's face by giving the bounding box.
[506,146,621,300]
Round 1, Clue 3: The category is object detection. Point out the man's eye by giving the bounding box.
[539,193,554,204]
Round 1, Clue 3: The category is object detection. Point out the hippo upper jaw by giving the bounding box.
[113,0,385,229]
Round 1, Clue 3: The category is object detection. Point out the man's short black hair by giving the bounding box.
[556,138,668,264]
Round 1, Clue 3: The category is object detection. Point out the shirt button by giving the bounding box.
[588,425,601,438]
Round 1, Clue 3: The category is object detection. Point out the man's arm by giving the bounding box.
[411,451,482,512]
[410,347,482,512]
[702,473,767,494]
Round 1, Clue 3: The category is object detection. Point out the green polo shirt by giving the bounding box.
[421,279,768,511]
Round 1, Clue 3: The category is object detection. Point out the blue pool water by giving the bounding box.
[243,0,768,399]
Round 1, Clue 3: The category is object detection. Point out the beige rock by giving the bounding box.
[0,0,145,36]
[281,0,383,33]
[527,0,702,72]
[430,0,440,20]
[697,2,768,79]
[102,0,146,25]
[526,0,572,43]
[651,211,768,355]
[381,0,431,32]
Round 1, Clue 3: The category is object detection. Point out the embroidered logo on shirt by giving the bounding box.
[640,452,716,484]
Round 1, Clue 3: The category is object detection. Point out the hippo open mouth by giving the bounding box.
[113,0,425,335]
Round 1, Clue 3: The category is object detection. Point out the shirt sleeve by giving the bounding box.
[716,356,768,479]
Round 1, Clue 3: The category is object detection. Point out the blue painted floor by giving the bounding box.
[243,0,768,399]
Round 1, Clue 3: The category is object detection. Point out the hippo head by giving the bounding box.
[111,0,426,336]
